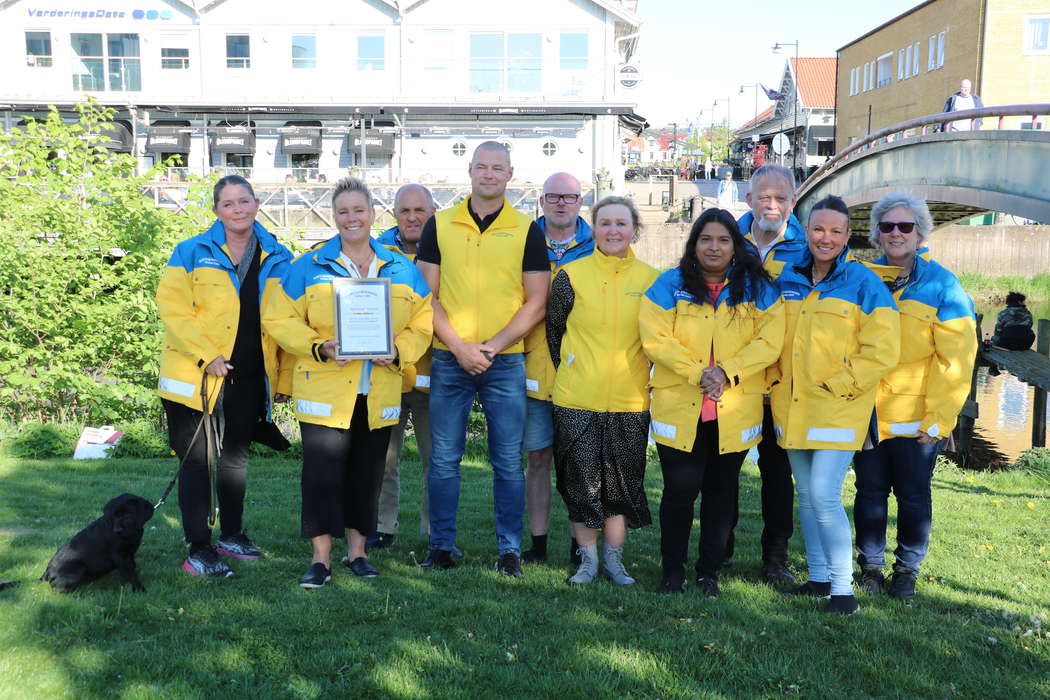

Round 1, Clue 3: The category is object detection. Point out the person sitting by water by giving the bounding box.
[991,292,1035,351]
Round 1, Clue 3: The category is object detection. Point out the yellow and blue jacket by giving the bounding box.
[549,248,658,413]
[432,197,535,354]
[378,225,431,395]
[261,235,432,430]
[156,220,292,413]
[524,216,594,401]
[865,249,977,441]
[739,211,807,280]
[640,266,786,454]
[771,247,900,451]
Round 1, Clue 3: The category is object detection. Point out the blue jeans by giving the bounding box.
[427,349,526,555]
[787,449,855,596]
[852,437,942,574]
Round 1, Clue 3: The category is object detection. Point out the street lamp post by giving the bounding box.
[772,40,800,175]
[739,84,760,128]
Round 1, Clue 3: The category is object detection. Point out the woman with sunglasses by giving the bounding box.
[853,191,976,599]
[772,194,899,614]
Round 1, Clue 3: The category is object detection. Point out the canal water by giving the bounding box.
[968,300,1050,468]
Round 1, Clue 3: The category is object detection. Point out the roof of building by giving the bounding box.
[738,106,775,130]
[837,0,938,52]
[791,57,837,109]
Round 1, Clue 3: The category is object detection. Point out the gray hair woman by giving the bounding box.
[853,190,977,599]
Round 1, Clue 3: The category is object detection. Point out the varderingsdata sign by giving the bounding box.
[24,8,174,19]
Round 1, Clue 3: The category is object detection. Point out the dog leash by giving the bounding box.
[154,374,225,516]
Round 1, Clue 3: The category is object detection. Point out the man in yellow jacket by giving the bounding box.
[416,142,551,577]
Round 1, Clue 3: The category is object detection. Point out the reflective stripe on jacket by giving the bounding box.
[739,211,807,280]
[550,247,658,413]
[771,247,900,451]
[640,267,785,453]
[261,235,433,430]
[378,225,432,394]
[432,197,534,354]
[156,220,292,412]
[865,249,977,441]
[523,216,594,401]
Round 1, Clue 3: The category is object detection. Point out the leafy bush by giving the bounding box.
[112,421,171,459]
[0,100,203,424]
[6,423,79,458]
[1014,448,1050,486]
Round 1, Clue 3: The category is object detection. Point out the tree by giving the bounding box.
[0,100,204,423]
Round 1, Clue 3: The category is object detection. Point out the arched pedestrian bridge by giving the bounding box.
[796,105,1050,236]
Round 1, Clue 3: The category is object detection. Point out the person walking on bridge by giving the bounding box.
[942,79,985,131]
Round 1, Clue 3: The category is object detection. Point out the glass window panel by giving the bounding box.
[108,57,140,90]
[912,42,920,75]
[107,33,139,57]
[470,34,504,93]
[161,47,189,70]
[72,33,103,57]
[508,34,540,92]
[937,32,945,67]
[928,36,935,70]
[897,49,904,80]
[508,33,540,58]
[293,34,316,69]
[560,33,587,70]
[358,35,384,70]
[227,35,250,68]
[26,31,52,66]
[72,59,104,91]
[1029,18,1049,51]
[470,33,503,59]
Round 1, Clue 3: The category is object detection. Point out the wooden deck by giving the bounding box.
[981,346,1050,391]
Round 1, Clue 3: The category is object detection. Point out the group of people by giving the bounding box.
[156,144,977,614]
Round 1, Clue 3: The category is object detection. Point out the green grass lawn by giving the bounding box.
[1,448,1048,699]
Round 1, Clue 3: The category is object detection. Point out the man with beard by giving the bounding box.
[729,163,806,584]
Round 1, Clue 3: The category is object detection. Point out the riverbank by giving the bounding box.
[1,453,1048,697]
[958,272,1050,310]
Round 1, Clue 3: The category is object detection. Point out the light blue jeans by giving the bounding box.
[787,449,856,596]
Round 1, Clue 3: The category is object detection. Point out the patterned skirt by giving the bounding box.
[552,406,652,530]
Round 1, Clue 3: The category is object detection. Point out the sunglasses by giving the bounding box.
[544,193,580,204]
[878,221,916,234]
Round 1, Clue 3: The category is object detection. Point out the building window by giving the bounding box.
[226,35,250,69]
[469,32,541,93]
[897,48,905,80]
[861,63,868,92]
[559,33,587,70]
[71,33,140,91]
[936,31,946,68]
[912,41,920,75]
[161,47,189,70]
[905,45,913,78]
[1026,16,1050,53]
[927,35,936,70]
[292,35,316,69]
[542,141,558,156]
[452,142,466,157]
[358,35,385,71]
[876,53,893,88]
[817,140,835,157]
[25,31,52,67]
[868,61,875,90]
[423,30,453,75]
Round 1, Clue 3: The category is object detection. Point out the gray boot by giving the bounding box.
[603,544,636,586]
[567,543,599,585]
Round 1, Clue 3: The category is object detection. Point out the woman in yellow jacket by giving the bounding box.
[263,178,432,588]
[639,208,785,596]
[853,191,976,599]
[547,196,659,586]
[772,195,900,614]
[156,175,293,579]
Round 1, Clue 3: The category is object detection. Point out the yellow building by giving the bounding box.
[836,0,1050,150]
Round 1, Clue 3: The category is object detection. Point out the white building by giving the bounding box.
[0,0,646,186]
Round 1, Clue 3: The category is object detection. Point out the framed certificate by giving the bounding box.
[332,278,395,360]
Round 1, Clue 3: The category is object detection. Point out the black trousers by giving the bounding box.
[657,419,747,578]
[300,397,393,539]
[725,403,794,564]
[162,373,264,546]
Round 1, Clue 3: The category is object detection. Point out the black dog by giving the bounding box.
[41,493,154,593]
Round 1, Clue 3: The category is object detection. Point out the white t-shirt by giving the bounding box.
[339,252,380,395]
[949,95,976,131]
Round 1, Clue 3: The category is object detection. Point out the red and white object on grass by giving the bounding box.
[72,426,124,459]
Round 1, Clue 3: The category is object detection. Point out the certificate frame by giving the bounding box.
[332,277,395,360]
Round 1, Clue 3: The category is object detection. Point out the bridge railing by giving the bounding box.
[799,104,1050,197]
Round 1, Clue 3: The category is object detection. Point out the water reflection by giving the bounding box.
[971,366,1049,466]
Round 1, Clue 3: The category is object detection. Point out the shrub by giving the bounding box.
[6,423,79,458]
[112,421,171,459]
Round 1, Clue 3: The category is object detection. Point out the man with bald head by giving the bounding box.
[416,141,550,576]
[368,184,438,551]
[521,172,594,565]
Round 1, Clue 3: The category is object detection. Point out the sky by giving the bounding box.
[630,0,925,130]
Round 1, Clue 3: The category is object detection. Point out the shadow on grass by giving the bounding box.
[1,454,1048,698]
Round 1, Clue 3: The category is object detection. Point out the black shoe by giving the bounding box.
[522,548,548,564]
[857,566,885,595]
[719,557,733,570]
[658,569,685,595]
[824,594,859,615]
[419,549,456,570]
[784,580,831,597]
[695,576,721,598]
[762,561,797,585]
[342,556,379,578]
[888,566,917,599]
[298,562,331,589]
[365,532,396,551]
[496,552,522,578]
